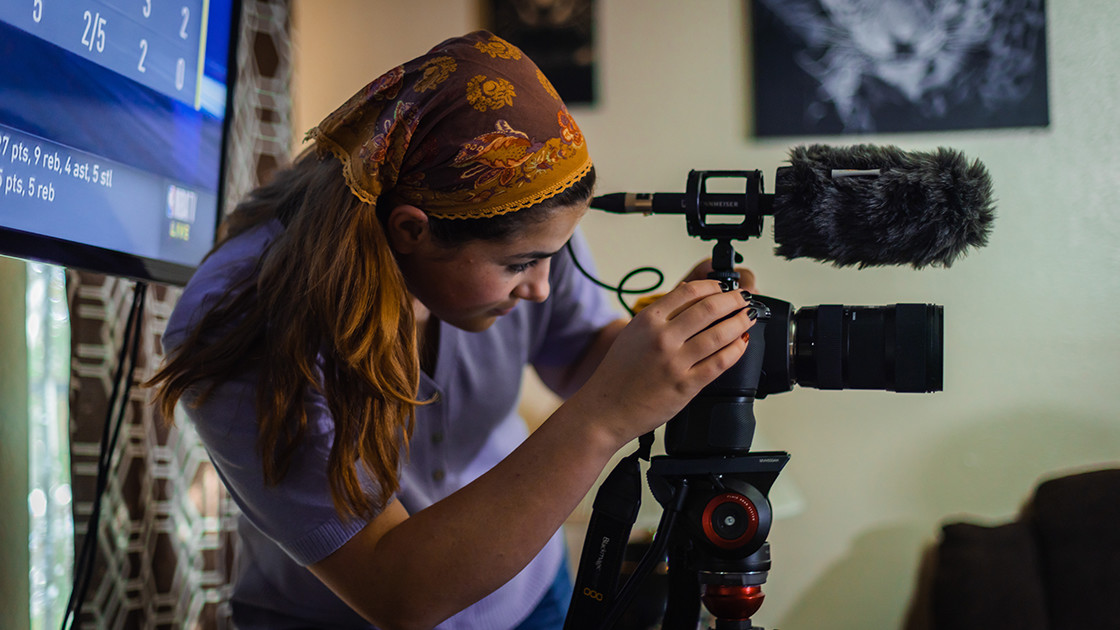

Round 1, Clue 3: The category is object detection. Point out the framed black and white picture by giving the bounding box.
[752,0,1050,136]
[487,0,597,105]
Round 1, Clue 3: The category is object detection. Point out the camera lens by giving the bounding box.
[791,304,943,392]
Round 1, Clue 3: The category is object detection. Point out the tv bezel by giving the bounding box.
[0,0,243,287]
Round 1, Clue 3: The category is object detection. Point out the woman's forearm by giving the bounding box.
[310,395,624,630]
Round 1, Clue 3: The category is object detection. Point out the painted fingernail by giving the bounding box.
[747,308,758,320]
[741,290,753,302]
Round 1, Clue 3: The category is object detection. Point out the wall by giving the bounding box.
[290,0,478,144]
[291,2,1120,628]
[0,256,30,630]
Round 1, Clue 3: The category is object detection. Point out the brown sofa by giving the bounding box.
[904,468,1120,630]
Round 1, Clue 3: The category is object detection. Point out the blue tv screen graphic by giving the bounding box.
[0,0,238,285]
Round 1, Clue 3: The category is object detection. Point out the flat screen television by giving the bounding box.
[0,0,240,286]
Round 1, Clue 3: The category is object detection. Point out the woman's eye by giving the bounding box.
[507,260,538,273]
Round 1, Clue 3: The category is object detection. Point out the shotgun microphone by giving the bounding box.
[591,144,996,268]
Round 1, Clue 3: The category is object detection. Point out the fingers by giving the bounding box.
[665,283,752,336]
[683,306,754,372]
[640,281,755,368]
[681,258,715,283]
[737,267,758,294]
[681,258,758,293]
[639,280,724,321]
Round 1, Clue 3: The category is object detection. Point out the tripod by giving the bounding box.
[565,234,788,629]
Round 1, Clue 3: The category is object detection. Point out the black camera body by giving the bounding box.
[665,296,943,457]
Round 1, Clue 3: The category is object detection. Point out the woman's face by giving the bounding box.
[393,202,589,332]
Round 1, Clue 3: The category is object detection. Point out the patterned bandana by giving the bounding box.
[306,31,592,220]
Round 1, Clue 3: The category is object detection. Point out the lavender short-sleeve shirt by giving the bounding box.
[163,219,619,629]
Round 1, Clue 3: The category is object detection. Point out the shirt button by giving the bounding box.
[431,431,444,444]
[432,469,446,482]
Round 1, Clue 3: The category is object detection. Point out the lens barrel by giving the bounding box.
[791,304,943,393]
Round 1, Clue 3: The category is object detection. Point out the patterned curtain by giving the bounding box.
[65,1,291,627]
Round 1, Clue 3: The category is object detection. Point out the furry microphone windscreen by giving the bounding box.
[772,144,996,268]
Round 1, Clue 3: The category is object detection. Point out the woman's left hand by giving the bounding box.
[681,258,758,293]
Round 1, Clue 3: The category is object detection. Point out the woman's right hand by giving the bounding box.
[570,279,756,448]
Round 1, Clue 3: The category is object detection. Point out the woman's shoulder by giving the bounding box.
[163,219,284,352]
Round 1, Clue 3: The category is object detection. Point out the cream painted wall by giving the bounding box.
[291,2,1120,628]
[291,0,479,141]
[0,256,30,630]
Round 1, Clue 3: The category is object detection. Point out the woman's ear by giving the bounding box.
[384,204,430,254]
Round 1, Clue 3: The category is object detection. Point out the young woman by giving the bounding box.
[150,31,757,630]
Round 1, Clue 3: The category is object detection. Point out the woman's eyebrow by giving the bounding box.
[509,247,562,261]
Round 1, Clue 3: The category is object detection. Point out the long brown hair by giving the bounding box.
[149,149,596,519]
[149,149,421,519]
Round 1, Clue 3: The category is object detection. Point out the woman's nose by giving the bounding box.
[514,261,551,302]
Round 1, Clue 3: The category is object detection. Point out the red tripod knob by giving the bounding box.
[701,583,765,620]
[701,492,760,550]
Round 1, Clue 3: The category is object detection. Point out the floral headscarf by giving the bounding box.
[306,31,592,220]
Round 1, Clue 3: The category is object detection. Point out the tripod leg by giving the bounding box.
[661,536,701,629]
